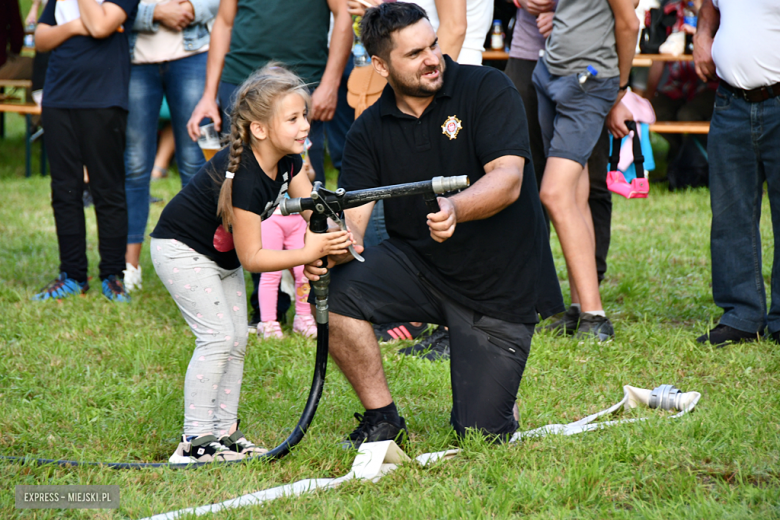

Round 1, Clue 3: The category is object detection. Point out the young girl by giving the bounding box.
[257,208,317,339]
[150,65,352,463]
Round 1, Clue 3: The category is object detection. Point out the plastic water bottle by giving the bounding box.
[683,1,697,28]
[490,20,504,51]
[578,65,599,85]
[24,23,35,47]
[353,40,369,67]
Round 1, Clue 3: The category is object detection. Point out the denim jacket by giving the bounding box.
[128,0,219,60]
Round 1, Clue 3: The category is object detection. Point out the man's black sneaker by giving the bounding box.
[574,313,614,341]
[398,327,450,360]
[772,330,780,345]
[340,412,408,450]
[373,322,430,342]
[696,324,760,348]
[538,306,581,336]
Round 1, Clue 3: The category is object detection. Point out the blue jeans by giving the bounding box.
[325,55,355,173]
[125,52,207,244]
[709,85,780,334]
[363,199,389,248]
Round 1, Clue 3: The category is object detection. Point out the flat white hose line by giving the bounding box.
[140,385,700,520]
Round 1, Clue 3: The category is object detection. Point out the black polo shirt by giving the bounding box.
[340,56,563,323]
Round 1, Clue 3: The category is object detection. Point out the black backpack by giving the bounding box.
[640,3,680,54]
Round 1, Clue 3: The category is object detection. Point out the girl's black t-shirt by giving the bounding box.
[151,147,302,270]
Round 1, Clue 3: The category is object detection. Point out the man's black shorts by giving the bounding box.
[328,241,534,439]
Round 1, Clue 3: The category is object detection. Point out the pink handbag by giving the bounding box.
[607,121,649,199]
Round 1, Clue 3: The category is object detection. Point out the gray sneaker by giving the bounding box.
[573,313,614,342]
[220,421,268,458]
[539,306,581,336]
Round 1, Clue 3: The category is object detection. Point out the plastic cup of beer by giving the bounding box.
[198,123,220,161]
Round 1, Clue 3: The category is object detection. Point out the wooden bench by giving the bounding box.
[0,83,47,178]
[648,121,709,134]
[0,101,40,114]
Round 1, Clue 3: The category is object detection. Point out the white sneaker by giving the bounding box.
[123,263,142,292]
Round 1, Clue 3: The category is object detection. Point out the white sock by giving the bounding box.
[583,310,606,317]
[570,303,581,312]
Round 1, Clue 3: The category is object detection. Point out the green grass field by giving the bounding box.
[1,111,779,519]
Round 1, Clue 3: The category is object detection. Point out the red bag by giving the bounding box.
[607,120,649,199]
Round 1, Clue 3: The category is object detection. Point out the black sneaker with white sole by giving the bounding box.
[340,412,408,450]
[538,305,580,336]
[169,434,244,464]
[399,327,450,361]
[573,313,614,341]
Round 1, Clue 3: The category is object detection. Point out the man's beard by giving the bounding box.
[387,60,446,98]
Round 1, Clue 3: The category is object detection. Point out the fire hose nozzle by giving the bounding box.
[432,175,470,194]
[279,197,302,216]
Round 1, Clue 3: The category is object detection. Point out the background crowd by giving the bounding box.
[1,0,777,350]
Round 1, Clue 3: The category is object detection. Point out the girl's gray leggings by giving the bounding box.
[151,238,248,437]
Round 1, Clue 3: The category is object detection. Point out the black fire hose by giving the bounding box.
[1,175,469,469]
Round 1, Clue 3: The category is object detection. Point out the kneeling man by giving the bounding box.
[306,2,563,446]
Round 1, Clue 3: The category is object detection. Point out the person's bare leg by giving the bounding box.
[569,164,596,306]
[152,124,175,179]
[329,313,393,409]
[568,264,580,305]
[578,164,596,250]
[126,243,142,268]
[540,157,602,312]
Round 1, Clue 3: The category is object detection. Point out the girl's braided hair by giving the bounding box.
[214,62,310,230]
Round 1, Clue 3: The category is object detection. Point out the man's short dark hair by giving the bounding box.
[360,2,429,61]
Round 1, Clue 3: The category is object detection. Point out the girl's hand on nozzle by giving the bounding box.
[303,228,353,262]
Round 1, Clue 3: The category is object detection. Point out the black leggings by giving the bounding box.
[328,242,534,440]
[43,107,128,282]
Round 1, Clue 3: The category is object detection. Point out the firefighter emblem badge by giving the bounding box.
[441,115,463,140]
